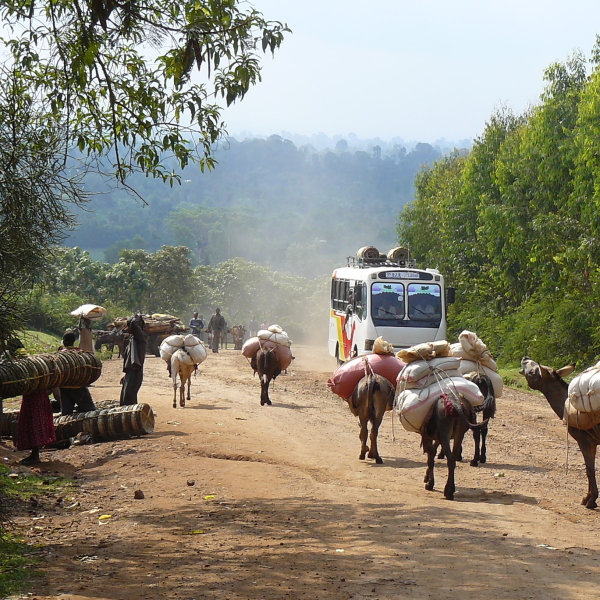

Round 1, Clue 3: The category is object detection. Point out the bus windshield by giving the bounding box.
[407,283,442,323]
[371,282,405,326]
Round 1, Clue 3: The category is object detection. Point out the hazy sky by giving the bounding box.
[220,0,600,144]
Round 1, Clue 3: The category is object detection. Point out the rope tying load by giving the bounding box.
[0,351,102,398]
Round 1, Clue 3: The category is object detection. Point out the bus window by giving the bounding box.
[371,282,405,326]
[354,282,367,320]
[407,284,442,323]
[331,278,351,312]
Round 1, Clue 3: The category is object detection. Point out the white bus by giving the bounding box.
[328,248,454,362]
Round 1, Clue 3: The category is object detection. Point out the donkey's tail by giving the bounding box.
[444,393,489,430]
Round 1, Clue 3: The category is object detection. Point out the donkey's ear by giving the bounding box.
[556,364,575,378]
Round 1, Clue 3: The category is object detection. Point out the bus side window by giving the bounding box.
[354,283,363,320]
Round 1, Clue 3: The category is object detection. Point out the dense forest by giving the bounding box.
[68,136,443,278]
[399,47,600,367]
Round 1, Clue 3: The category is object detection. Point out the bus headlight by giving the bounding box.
[364,339,375,351]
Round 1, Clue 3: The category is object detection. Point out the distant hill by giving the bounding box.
[67,135,445,277]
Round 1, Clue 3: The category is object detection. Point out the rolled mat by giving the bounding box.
[1,403,155,442]
[0,352,102,398]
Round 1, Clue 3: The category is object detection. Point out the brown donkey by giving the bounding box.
[520,357,599,509]
[437,373,497,467]
[347,368,395,464]
[251,346,282,406]
[422,391,489,500]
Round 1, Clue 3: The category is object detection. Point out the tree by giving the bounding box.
[0,69,87,342]
[0,0,289,190]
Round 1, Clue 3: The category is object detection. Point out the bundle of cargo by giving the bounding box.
[564,362,600,429]
[449,330,503,397]
[108,313,187,357]
[328,338,406,400]
[0,351,102,399]
[242,324,293,369]
[159,334,208,366]
[394,342,484,433]
[109,313,186,335]
[396,340,452,363]
[70,304,107,320]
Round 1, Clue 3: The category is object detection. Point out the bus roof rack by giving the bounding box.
[346,256,417,269]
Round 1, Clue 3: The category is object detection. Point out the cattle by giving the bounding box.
[250,346,281,406]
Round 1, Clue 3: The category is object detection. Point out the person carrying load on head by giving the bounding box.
[120,314,147,405]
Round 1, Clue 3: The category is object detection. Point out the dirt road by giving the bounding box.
[3,345,600,600]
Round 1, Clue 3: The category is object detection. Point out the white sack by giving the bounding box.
[568,366,600,413]
[257,329,292,347]
[163,334,185,348]
[184,334,201,347]
[398,356,461,383]
[456,331,498,370]
[159,343,180,362]
[402,369,464,390]
[458,359,504,398]
[267,324,283,334]
[186,342,207,364]
[70,304,107,320]
[395,377,484,433]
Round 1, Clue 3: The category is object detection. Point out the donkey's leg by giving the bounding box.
[445,428,466,500]
[422,436,435,491]
[180,380,186,407]
[471,427,481,467]
[479,423,489,464]
[186,377,192,403]
[260,379,272,406]
[173,382,178,409]
[575,436,598,509]
[359,415,369,460]
[367,401,386,464]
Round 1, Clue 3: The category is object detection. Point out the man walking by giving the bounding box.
[207,307,226,353]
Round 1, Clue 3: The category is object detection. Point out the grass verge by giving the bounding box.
[0,464,75,597]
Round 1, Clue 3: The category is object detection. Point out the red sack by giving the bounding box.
[241,337,293,370]
[328,354,406,400]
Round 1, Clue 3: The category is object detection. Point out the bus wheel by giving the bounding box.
[335,346,344,367]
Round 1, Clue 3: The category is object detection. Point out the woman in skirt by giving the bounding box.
[16,390,56,464]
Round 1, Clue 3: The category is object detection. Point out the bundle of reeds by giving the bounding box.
[0,351,102,398]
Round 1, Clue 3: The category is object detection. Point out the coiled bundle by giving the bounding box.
[2,403,154,441]
[0,351,102,398]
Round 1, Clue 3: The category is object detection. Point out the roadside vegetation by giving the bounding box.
[0,466,74,598]
[399,41,600,369]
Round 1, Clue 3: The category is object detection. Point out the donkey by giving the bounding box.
[251,346,281,406]
[520,357,599,509]
[94,330,127,358]
[437,373,497,467]
[347,368,395,464]
[170,349,198,408]
[230,325,247,350]
[422,390,489,500]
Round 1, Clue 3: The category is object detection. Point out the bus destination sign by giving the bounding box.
[379,271,433,280]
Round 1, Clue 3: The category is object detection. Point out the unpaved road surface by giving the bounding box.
[2,345,600,600]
